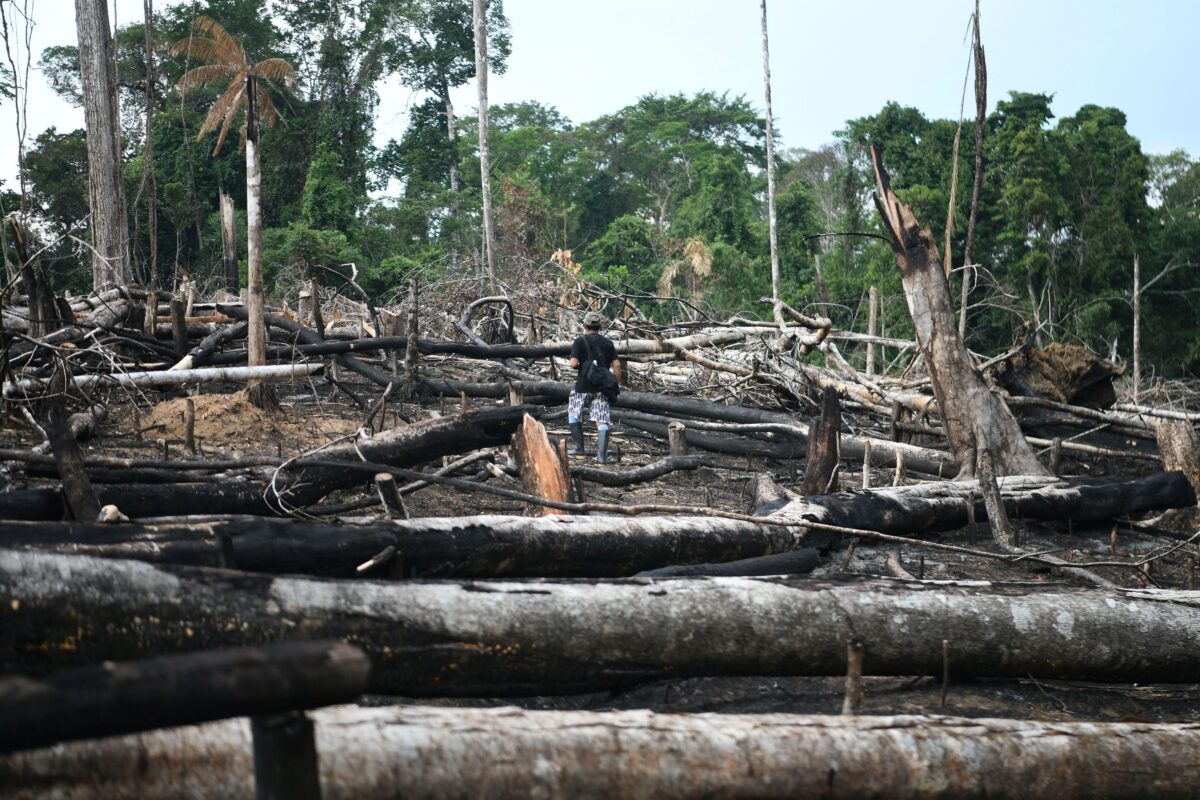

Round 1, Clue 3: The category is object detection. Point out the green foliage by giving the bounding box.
[261,223,362,290]
[20,0,1198,373]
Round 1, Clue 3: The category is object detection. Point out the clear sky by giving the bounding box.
[4,0,1197,189]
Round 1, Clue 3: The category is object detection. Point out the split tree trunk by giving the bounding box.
[760,0,782,323]
[511,414,569,516]
[7,706,1200,800]
[960,0,987,337]
[871,146,1044,479]
[5,552,1200,694]
[74,0,131,289]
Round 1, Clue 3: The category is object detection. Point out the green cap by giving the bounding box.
[582,311,605,328]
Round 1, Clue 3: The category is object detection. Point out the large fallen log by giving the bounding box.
[0,641,368,754]
[5,552,1200,694]
[0,406,534,520]
[762,471,1196,536]
[2,363,323,397]
[0,515,796,578]
[5,706,1200,799]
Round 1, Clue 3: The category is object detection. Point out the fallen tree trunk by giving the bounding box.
[0,641,367,754]
[0,514,797,578]
[426,377,957,475]
[764,471,1196,537]
[272,404,534,509]
[0,481,271,521]
[2,363,323,397]
[5,708,1200,800]
[0,407,535,520]
[4,551,1200,693]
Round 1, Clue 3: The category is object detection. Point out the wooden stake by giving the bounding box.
[841,640,864,715]
[1187,556,1196,590]
[375,473,409,520]
[866,286,878,376]
[892,451,906,486]
[143,290,158,338]
[1109,525,1118,554]
[667,421,688,457]
[1050,437,1063,475]
[170,298,187,356]
[941,639,951,707]
[861,440,873,489]
[405,278,419,389]
[460,391,469,412]
[184,399,196,455]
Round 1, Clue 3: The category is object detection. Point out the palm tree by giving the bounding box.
[171,17,295,407]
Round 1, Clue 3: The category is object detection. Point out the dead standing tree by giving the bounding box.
[871,146,1047,480]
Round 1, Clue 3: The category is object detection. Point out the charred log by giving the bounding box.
[4,552,1200,693]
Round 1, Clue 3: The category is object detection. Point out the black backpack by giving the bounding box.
[581,335,620,401]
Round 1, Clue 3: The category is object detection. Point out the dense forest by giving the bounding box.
[5,0,1200,373]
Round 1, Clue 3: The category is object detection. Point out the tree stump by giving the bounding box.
[511,413,570,516]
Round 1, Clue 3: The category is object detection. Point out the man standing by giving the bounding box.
[567,311,622,464]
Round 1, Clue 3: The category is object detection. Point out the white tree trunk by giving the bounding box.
[244,80,266,381]
[760,1,781,324]
[473,0,498,292]
[3,364,321,396]
[74,0,131,289]
[1133,253,1141,400]
[7,706,1200,799]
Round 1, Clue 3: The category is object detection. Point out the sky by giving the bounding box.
[3,0,1198,190]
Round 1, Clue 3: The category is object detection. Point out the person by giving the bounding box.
[567,310,622,464]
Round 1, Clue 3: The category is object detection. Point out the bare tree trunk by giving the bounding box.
[1132,253,1141,399]
[219,190,238,294]
[871,147,1046,479]
[959,0,987,338]
[9,706,1200,800]
[441,84,459,200]
[244,75,270,408]
[760,0,782,325]
[473,0,498,292]
[74,0,130,289]
[142,0,157,291]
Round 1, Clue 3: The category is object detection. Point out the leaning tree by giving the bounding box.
[870,145,1047,480]
[171,16,295,408]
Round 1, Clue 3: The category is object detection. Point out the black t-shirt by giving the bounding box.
[571,333,619,392]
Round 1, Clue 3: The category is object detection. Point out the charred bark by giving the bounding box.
[4,552,1200,694]
[0,641,367,754]
[0,515,798,579]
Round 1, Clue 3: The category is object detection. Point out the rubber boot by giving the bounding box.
[595,427,610,465]
[568,421,586,456]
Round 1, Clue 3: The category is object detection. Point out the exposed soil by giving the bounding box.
[141,389,360,456]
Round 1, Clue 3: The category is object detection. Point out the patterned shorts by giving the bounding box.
[568,390,611,425]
